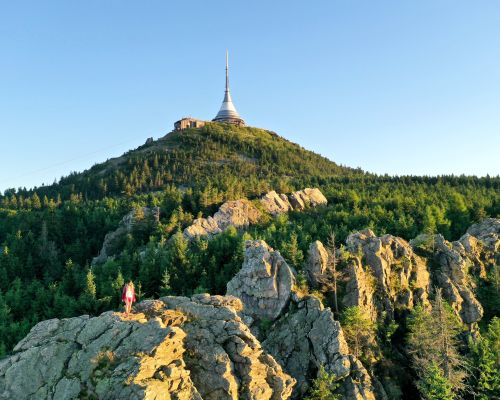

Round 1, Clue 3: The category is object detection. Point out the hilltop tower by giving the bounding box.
[212,51,245,126]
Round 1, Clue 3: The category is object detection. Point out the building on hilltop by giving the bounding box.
[174,117,206,131]
[174,51,245,131]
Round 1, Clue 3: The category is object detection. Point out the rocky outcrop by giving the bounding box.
[409,221,499,326]
[184,188,328,239]
[0,295,295,400]
[465,218,500,252]
[287,188,328,211]
[183,199,262,239]
[0,311,200,400]
[342,256,378,321]
[228,239,379,400]
[432,235,484,325]
[93,207,159,264]
[260,191,293,215]
[305,241,335,291]
[227,240,295,322]
[345,230,430,321]
[262,295,377,399]
[459,218,500,278]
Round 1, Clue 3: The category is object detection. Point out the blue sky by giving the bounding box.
[1,1,499,192]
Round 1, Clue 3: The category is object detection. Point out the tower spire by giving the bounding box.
[226,50,229,92]
[213,51,245,126]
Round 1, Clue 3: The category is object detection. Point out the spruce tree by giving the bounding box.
[417,362,454,400]
[407,289,466,396]
[304,365,340,400]
[469,317,500,399]
[341,306,376,361]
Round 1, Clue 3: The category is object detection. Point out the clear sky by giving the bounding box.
[1,1,499,192]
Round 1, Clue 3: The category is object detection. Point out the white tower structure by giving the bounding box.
[213,51,245,126]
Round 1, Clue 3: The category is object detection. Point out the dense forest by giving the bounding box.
[0,123,499,398]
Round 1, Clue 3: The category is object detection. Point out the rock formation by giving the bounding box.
[0,311,200,400]
[260,191,293,215]
[184,188,327,239]
[229,240,380,400]
[226,240,295,322]
[262,295,377,399]
[345,230,430,321]
[183,199,262,239]
[432,235,483,324]
[287,188,328,211]
[305,241,335,291]
[0,295,294,400]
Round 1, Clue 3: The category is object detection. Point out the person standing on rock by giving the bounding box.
[122,281,136,315]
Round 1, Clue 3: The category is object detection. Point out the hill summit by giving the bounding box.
[37,123,360,200]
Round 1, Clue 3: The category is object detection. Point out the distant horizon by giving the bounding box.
[1,1,499,192]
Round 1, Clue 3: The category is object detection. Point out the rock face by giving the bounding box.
[227,240,295,322]
[432,235,484,325]
[305,241,335,291]
[155,295,295,400]
[345,230,430,321]
[0,295,295,400]
[93,207,159,264]
[465,218,500,252]
[184,199,262,239]
[288,188,328,211]
[262,295,377,400]
[0,311,200,400]
[260,191,293,215]
[184,188,327,239]
[228,239,379,400]
[409,220,500,326]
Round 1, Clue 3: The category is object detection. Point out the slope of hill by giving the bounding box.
[27,123,361,201]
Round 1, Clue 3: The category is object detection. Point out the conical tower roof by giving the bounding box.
[213,51,245,125]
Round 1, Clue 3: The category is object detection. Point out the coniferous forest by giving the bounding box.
[0,124,499,398]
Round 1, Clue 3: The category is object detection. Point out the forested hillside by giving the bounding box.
[0,123,499,399]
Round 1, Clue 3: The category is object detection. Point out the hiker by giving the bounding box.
[122,281,136,315]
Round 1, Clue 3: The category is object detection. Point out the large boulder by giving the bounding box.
[227,240,295,322]
[0,296,295,400]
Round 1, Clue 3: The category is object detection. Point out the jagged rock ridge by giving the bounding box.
[183,188,327,239]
